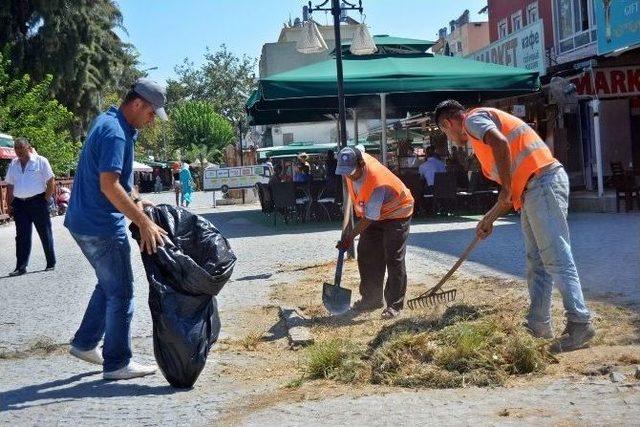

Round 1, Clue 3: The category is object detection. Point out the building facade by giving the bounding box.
[432,9,490,57]
[483,0,640,199]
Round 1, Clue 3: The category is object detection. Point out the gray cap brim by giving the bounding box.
[155,107,168,121]
[335,165,356,175]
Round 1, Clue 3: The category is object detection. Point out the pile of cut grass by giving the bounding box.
[300,304,551,389]
[303,338,365,383]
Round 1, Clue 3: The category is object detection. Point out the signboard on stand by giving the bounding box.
[596,0,640,55]
[468,20,546,76]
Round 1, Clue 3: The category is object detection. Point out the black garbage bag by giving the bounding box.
[130,204,236,388]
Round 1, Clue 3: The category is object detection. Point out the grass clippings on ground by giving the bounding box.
[270,261,639,390]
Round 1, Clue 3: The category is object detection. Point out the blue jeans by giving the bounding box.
[70,231,134,372]
[521,166,591,330]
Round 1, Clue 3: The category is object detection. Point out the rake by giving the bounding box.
[407,236,480,310]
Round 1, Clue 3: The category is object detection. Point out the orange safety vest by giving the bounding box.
[464,107,557,211]
[345,153,414,220]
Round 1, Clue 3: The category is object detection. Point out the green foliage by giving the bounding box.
[0,53,77,176]
[136,119,173,162]
[166,44,257,128]
[0,0,143,131]
[170,100,235,164]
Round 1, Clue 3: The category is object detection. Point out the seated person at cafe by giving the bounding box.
[293,164,311,183]
[269,164,284,186]
[418,146,445,192]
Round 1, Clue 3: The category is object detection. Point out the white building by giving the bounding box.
[257,14,374,148]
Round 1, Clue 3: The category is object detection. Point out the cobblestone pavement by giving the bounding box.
[1,192,638,425]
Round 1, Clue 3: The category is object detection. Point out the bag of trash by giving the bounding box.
[130,204,236,388]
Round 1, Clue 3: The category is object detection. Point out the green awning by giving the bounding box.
[247,53,540,125]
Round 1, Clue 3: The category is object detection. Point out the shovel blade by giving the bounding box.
[322,282,352,315]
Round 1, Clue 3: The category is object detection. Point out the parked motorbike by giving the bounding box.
[56,187,71,215]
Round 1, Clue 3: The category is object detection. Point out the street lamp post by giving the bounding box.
[303,1,367,260]
[306,0,363,149]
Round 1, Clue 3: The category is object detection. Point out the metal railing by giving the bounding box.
[0,178,74,223]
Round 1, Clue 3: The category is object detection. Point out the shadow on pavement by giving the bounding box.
[1,371,178,411]
[203,208,491,239]
[408,219,524,277]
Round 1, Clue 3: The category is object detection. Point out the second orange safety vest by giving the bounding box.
[464,107,557,211]
[345,153,414,220]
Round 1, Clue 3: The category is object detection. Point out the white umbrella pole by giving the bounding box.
[380,93,388,166]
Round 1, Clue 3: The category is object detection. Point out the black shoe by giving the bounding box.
[9,269,27,277]
[351,299,384,312]
[45,265,55,272]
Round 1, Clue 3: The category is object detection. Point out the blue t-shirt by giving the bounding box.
[64,106,137,236]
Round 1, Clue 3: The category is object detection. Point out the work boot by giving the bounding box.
[351,299,383,312]
[522,321,553,339]
[103,361,157,381]
[550,321,596,353]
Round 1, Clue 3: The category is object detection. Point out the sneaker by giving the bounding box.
[522,321,553,339]
[550,321,596,353]
[69,345,103,365]
[351,299,383,312]
[103,361,157,380]
[9,269,26,277]
[45,265,55,272]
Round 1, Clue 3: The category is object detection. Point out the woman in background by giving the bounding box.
[180,161,193,207]
[172,162,182,207]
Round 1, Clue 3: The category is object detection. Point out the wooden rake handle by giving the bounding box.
[428,236,480,296]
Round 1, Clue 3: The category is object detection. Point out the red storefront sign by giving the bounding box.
[571,66,640,98]
[0,146,16,160]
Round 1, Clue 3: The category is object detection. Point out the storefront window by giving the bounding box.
[498,19,508,38]
[527,2,539,24]
[555,0,597,54]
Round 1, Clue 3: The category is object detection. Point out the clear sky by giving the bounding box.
[116,0,488,83]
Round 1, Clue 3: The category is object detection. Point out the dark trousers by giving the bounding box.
[12,194,56,270]
[357,217,410,311]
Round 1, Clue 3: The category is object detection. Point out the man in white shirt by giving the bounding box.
[418,146,446,189]
[5,137,56,276]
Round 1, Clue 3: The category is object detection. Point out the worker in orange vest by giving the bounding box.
[434,99,595,353]
[335,147,414,319]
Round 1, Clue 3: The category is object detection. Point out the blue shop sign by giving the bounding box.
[596,0,640,55]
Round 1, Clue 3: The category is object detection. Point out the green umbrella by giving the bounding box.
[247,53,540,125]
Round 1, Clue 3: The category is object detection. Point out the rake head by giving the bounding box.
[407,288,457,310]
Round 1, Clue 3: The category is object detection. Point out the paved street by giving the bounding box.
[1,192,639,425]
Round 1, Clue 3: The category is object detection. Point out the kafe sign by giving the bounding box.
[596,0,640,55]
[570,66,640,97]
[468,20,546,76]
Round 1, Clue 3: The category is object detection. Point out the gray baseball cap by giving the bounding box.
[133,78,168,121]
[335,147,359,175]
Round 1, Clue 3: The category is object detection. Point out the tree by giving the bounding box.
[0,53,78,176]
[136,119,173,162]
[170,101,235,165]
[0,0,143,132]
[166,45,257,129]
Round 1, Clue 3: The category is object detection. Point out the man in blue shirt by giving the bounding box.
[64,78,168,381]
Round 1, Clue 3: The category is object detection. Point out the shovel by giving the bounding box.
[322,187,353,315]
[322,248,351,315]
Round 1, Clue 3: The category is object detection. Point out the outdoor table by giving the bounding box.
[295,181,332,222]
